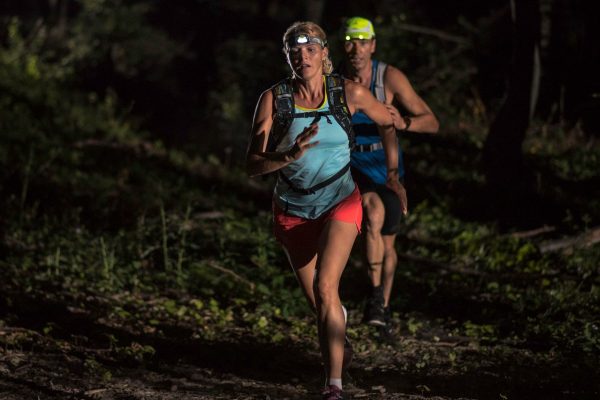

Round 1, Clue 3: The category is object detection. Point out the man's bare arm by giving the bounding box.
[384,66,439,133]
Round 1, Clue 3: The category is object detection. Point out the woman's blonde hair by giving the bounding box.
[282,21,333,74]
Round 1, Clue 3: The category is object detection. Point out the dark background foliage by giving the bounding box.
[2,0,597,155]
[0,1,599,398]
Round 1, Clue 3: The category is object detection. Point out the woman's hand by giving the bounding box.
[286,123,320,161]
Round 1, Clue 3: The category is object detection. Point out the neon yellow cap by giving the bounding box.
[344,17,375,40]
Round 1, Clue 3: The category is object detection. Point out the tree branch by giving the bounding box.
[539,226,600,254]
[393,22,470,45]
[205,260,256,291]
[510,225,556,239]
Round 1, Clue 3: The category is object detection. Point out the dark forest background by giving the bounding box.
[1,1,599,399]
[2,0,599,221]
[2,0,599,155]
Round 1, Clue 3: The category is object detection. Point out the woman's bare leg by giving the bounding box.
[314,219,358,381]
[282,247,318,311]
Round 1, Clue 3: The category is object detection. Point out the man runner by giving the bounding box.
[339,16,439,329]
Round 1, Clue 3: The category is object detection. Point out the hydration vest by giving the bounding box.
[267,74,355,195]
[345,59,406,183]
[346,60,387,125]
[268,74,355,152]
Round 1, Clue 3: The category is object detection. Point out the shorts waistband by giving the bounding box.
[354,142,383,152]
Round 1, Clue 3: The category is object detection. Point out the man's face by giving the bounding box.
[343,39,376,71]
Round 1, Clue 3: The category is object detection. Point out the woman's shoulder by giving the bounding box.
[268,76,294,91]
[253,88,276,121]
[343,79,370,103]
[257,87,275,105]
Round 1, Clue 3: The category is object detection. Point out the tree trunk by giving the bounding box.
[482,0,541,218]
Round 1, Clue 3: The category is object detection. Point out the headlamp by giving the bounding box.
[286,34,326,51]
[343,17,376,41]
[345,35,367,41]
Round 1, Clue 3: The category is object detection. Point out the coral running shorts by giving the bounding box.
[272,185,362,266]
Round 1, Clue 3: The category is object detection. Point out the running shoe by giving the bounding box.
[384,306,392,326]
[363,295,386,326]
[341,305,353,369]
[322,385,344,400]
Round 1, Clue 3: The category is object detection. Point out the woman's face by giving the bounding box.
[287,42,326,80]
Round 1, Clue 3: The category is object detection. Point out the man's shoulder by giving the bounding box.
[381,64,409,87]
[372,60,405,83]
[377,61,402,76]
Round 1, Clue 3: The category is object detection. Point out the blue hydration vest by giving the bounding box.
[349,59,404,184]
[272,78,356,219]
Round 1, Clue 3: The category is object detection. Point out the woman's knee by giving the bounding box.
[315,277,339,305]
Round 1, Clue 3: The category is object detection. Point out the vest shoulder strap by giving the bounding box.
[269,75,355,152]
[325,73,355,148]
[373,60,387,102]
[268,78,294,152]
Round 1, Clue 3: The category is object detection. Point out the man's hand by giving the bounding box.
[385,104,407,131]
[286,123,319,162]
[385,175,408,215]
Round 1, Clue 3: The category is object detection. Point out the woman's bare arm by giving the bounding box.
[245,89,319,177]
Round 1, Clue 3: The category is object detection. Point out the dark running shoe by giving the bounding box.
[363,295,386,326]
[343,335,353,370]
[322,385,344,400]
[375,306,395,341]
[384,306,392,326]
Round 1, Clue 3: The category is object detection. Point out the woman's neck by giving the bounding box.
[294,75,324,108]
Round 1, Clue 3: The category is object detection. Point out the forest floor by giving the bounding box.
[1,268,598,400]
[1,134,599,400]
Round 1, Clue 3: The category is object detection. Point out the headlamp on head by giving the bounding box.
[345,34,368,41]
[286,34,326,52]
[344,17,375,41]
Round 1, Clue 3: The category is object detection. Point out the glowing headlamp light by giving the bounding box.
[286,34,326,51]
[345,35,367,41]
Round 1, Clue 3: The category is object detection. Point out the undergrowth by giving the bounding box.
[1,13,599,373]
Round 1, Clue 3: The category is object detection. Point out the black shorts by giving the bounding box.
[351,167,403,235]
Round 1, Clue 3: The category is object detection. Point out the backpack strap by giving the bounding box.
[325,74,355,149]
[270,75,354,151]
[373,60,387,103]
[279,162,351,195]
[268,78,294,152]
[293,110,334,124]
[271,75,355,195]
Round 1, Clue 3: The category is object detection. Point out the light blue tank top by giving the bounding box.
[349,60,404,184]
[273,84,355,219]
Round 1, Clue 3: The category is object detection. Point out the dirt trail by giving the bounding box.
[0,286,598,400]
[1,329,598,399]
